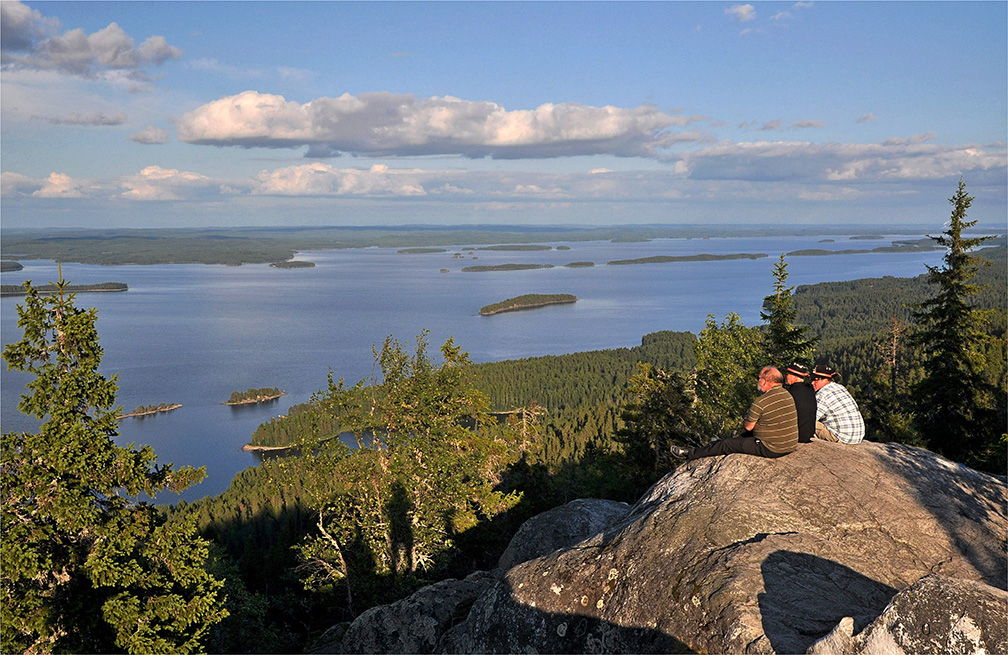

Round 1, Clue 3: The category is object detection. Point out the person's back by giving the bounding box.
[811,364,865,444]
[784,363,816,443]
[748,384,799,454]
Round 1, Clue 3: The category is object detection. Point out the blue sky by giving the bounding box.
[2,1,1006,230]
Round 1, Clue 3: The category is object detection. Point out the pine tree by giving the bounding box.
[761,254,818,366]
[910,179,998,467]
[1,277,226,653]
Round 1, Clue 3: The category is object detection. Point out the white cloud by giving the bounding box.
[793,120,824,129]
[726,4,757,22]
[1,2,181,80]
[772,11,793,21]
[175,90,702,159]
[130,125,171,144]
[118,165,216,200]
[856,113,877,123]
[253,163,432,197]
[32,172,86,198]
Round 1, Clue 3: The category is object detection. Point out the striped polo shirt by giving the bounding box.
[746,385,799,454]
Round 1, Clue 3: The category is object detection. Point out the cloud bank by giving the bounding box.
[175,91,703,159]
[0,0,180,80]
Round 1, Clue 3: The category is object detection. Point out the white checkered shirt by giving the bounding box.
[815,382,865,444]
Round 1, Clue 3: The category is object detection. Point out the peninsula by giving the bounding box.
[480,293,577,315]
[1,282,127,296]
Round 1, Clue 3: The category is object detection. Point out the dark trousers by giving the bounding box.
[687,432,789,460]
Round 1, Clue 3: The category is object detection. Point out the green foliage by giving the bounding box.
[693,313,762,441]
[1,279,226,653]
[287,333,524,614]
[910,180,1002,470]
[761,254,818,365]
[614,363,696,494]
[479,293,577,315]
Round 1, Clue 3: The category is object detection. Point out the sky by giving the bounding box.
[1,1,1006,230]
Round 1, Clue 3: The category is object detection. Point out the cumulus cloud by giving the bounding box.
[856,113,877,123]
[118,165,218,200]
[726,4,757,22]
[32,172,87,198]
[674,138,1006,185]
[175,90,703,159]
[793,120,824,128]
[130,125,171,144]
[1,1,181,80]
[45,111,127,126]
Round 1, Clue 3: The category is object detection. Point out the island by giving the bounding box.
[224,387,286,405]
[1,261,23,272]
[397,247,449,254]
[0,282,127,296]
[461,263,554,272]
[480,293,577,315]
[270,260,315,268]
[606,253,767,265]
[118,403,182,419]
[475,244,552,252]
[563,261,595,268]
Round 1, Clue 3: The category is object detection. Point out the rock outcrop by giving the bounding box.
[327,441,1008,654]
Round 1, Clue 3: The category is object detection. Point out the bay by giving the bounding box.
[1,234,943,503]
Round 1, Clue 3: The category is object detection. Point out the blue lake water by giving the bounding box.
[1,235,943,503]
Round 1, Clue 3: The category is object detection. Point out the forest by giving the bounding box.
[2,203,1004,653]
[479,293,578,315]
[226,387,285,405]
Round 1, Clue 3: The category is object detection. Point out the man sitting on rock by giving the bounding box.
[784,362,816,444]
[671,366,798,460]
[810,364,865,444]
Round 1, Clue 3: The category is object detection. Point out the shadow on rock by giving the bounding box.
[758,550,896,654]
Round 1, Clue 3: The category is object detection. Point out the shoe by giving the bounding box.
[669,445,690,459]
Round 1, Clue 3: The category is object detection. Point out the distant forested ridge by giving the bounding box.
[0,282,127,296]
[480,294,577,315]
[0,224,935,266]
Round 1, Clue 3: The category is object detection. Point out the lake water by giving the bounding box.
[1,235,944,503]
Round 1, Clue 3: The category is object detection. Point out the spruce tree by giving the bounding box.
[761,254,817,366]
[910,179,997,467]
[2,278,226,653]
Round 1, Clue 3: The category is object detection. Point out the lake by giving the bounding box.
[1,234,944,503]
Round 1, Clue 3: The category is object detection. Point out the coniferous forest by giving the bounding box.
[3,195,1004,652]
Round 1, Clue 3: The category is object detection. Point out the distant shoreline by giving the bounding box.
[1,282,128,296]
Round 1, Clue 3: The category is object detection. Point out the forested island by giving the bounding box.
[606,252,767,265]
[461,263,554,272]
[480,293,577,315]
[118,403,182,419]
[224,387,285,405]
[397,247,449,254]
[1,261,23,272]
[0,282,127,296]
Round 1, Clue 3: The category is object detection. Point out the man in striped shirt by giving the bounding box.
[810,364,865,444]
[671,366,798,460]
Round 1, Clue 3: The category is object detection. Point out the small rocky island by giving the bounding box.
[224,387,286,405]
[480,293,577,315]
[118,403,182,419]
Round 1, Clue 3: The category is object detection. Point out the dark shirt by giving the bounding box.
[786,382,817,443]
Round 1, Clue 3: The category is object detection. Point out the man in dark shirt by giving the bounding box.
[671,366,798,460]
[784,362,816,443]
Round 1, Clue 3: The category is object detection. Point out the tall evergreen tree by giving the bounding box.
[761,254,818,366]
[693,313,762,441]
[910,179,998,467]
[2,278,226,653]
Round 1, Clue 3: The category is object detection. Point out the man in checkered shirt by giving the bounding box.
[810,364,865,444]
